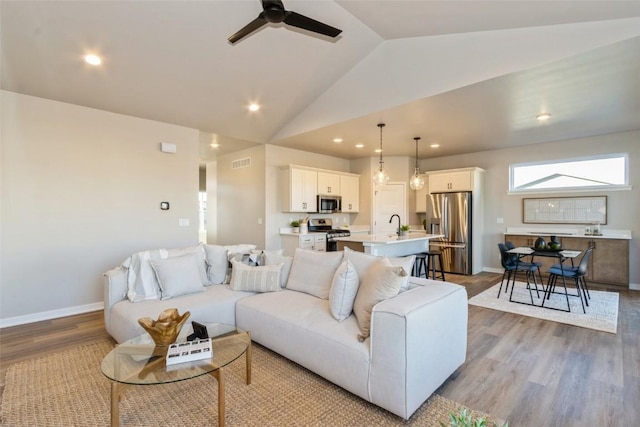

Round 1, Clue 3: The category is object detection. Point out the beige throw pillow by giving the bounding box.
[328,260,359,321]
[353,257,407,342]
[343,247,414,292]
[229,260,282,293]
[264,252,293,288]
[286,249,344,299]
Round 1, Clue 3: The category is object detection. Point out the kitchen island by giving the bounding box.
[335,233,444,257]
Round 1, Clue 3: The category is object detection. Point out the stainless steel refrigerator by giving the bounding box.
[426,192,472,275]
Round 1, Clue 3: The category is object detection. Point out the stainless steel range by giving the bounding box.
[308,218,351,251]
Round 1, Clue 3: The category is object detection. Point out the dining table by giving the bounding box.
[506,246,583,312]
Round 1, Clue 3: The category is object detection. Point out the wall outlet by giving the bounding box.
[179,218,190,227]
[258,218,263,225]
[496,217,504,224]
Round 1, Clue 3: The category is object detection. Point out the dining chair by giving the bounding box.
[546,247,593,313]
[497,243,541,300]
[505,240,543,284]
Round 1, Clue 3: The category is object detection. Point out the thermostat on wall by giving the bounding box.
[160,202,170,210]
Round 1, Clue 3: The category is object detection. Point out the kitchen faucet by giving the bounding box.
[389,214,401,236]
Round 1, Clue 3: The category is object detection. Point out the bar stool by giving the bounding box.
[412,253,427,278]
[423,250,446,281]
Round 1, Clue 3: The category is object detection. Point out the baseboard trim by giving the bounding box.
[0,302,104,329]
[483,267,503,274]
[629,283,640,291]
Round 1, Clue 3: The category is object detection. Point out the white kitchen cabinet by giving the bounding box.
[340,174,359,213]
[281,233,326,257]
[427,168,483,193]
[281,166,317,212]
[415,177,428,213]
[317,172,341,195]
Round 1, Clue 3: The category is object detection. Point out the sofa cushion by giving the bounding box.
[353,257,406,341]
[109,284,255,343]
[235,289,371,401]
[329,259,359,321]
[343,247,415,292]
[149,253,205,300]
[229,260,282,293]
[286,249,343,299]
[263,252,293,288]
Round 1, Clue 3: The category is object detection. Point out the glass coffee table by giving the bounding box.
[101,323,251,427]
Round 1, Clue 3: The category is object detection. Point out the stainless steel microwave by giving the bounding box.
[317,195,342,213]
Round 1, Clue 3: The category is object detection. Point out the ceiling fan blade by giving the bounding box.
[228,14,268,44]
[283,11,342,38]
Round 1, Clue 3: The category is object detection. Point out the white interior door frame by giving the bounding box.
[372,182,407,235]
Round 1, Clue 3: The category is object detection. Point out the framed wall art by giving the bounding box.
[522,196,607,224]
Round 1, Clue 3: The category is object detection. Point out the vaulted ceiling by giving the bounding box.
[2,1,639,161]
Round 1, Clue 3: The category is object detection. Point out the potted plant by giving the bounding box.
[441,408,508,427]
[290,220,300,233]
[400,224,411,236]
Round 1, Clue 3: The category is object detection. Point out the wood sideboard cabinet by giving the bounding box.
[504,234,629,288]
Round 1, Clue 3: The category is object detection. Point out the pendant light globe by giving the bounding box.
[372,123,390,185]
[409,137,424,190]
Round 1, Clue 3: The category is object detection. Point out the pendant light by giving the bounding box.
[409,137,425,190]
[372,123,390,185]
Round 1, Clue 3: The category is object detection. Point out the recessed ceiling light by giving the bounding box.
[355,144,364,149]
[430,144,440,148]
[248,103,260,112]
[333,138,343,143]
[210,143,220,148]
[84,54,102,66]
[536,112,551,121]
[374,148,382,153]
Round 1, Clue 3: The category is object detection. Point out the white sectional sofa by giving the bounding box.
[103,244,468,420]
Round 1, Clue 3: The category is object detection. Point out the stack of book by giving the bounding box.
[165,338,212,366]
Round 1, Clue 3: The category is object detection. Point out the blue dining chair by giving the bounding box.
[546,247,593,313]
[505,240,543,284]
[497,243,541,299]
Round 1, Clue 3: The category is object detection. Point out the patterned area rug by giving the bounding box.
[0,339,498,426]
[469,282,619,333]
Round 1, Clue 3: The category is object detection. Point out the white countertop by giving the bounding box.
[505,227,631,240]
[334,233,443,246]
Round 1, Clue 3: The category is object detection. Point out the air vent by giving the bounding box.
[231,157,251,169]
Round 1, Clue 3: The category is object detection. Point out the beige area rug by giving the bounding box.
[469,282,619,334]
[0,339,498,426]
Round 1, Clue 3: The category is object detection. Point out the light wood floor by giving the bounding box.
[1,272,638,426]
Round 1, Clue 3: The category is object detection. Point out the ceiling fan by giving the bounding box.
[228,0,342,44]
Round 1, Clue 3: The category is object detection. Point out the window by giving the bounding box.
[510,154,628,193]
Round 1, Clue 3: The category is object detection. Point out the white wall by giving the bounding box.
[216,145,266,247]
[0,91,200,325]
[419,130,640,287]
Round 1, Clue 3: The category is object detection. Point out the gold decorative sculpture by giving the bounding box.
[138,308,191,346]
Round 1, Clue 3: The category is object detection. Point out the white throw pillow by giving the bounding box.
[229,260,282,293]
[203,244,228,284]
[343,247,414,292]
[264,252,293,288]
[353,257,406,342]
[286,249,344,299]
[125,248,167,302]
[149,253,205,300]
[329,260,360,322]
[166,244,211,286]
